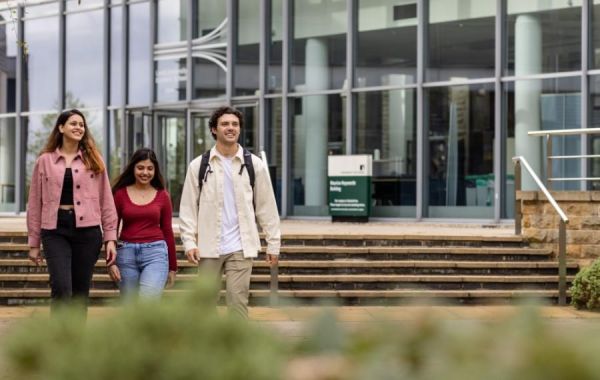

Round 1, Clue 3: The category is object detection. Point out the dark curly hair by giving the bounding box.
[208,106,244,140]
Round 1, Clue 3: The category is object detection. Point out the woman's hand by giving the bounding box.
[166,271,176,289]
[108,265,121,283]
[105,240,117,266]
[28,247,44,266]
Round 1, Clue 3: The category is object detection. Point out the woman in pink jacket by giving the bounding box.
[26,109,118,312]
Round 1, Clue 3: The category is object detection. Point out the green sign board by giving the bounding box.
[328,176,371,217]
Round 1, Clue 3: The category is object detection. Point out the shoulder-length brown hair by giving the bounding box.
[41,109,105,173]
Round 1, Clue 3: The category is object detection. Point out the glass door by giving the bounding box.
[155,111,186,213]
[125,109,153,161]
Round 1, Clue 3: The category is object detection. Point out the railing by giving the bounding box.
[260,150,279,305]
[513,156,569,305]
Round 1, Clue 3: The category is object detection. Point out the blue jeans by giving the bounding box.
[116,240,169,299]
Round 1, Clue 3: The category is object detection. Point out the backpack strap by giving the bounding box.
[197,150,211,195]
[242,148,255,190]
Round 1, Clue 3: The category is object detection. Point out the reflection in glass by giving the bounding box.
[507,1,581,75]
[428,0,495,81]
[157,0,187,44]
[234,0,260,96]
[192,113,211,157]
[0,19,16,113]
[158,115,186,212]
[128,2,151,106]
[24,3,58,18]
[237,105,258,152]
[593,1,600,68]
[193,57,226,99]
[356,0,416,88]
[291,0,346,91]
[586,76,600,190]
[66,10,103,108]
[25,113,58,197]
[24,17,59,111]
[290,94,345,216]
[266,98,282,210]
[109,110,123,180]
[193,0,226,40]
[267,0,283,93]
[66,0,103,11]
[110,6,123,106]
[504,77,581,216]
[356,89,416,217]
[427,84,495,218]
[155,58,187,103]
[0,118,16,211]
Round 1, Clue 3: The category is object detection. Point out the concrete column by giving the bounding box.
[387,74,413,176]
[515,14,542,190]
[0,120,15,207]
[303,38,329,206]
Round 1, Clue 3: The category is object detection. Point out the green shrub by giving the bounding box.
[570,259,600,310]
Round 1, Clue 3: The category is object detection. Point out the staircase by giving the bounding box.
[0,230,579,306]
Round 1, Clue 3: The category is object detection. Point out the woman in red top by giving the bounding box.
[109,148,177,298]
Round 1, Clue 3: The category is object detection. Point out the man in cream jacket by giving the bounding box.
[179,106,280,318]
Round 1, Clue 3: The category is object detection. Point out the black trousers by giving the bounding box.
[41,209,102,312]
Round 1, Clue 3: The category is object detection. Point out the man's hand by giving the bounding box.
[105,241,117,266]
[266,254,279,266]
[166,271,177,288]
[185,248,200,264]
[108,265,121,282]
[28,247,44,266]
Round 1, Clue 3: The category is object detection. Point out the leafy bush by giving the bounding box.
[570,259,600,310]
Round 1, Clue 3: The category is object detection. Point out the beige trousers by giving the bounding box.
[198,251,253,319]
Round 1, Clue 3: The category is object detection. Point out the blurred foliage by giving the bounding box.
[3,278,285,380]
[4,285,600,380]
[571,259,600,310]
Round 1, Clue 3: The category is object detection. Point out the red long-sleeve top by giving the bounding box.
[113,188,177,272]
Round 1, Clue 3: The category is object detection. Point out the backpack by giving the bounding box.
[198,148,255,196]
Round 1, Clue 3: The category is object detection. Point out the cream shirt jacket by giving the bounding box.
[178,146,281,258]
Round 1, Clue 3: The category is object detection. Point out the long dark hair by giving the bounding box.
[112,148,166,192]
[41,109,105,173]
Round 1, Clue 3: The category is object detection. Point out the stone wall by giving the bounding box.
[518,191,600,265]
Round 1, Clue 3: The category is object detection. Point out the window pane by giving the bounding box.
[291,0,346,91]
[0,117,16,212]
[66,0,103,11]
[356,89,416,217]
[507,1,581,75]
[237,105,259,152]
[193,57,225,99]
[587,76,600,190]
[267,0,282,93]
[234,0,260,96]
[155,58,187,102]
[290,94,345,216]
[157,0,187,44]
[0,20,17,113]
[24,17,59,111]
[356,0,416,88]
[505,77,581,216]
[266,98,282,211]
[24,3,58,18]
[110,6,123,106]
[427,84,495,218]
[66,10,103,108]
[128,2,151,106]
[109,110,123,180]
[428,0,495,82]
[25,113,58,198]
[193,0,226,40]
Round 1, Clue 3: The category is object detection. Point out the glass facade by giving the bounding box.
[1,0,598,221]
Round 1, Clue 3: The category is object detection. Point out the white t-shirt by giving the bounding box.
[216,153,243,255]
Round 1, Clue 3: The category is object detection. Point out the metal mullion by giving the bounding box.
[185,0,193,164]
[422,77,496,87]
[149,0,156,108]
[281,0,290,217]
[258,0,267,152]
[351,84,418,93]
[494,0,505,221]
[226,0,235,105]
[15,4,24,213]
[582,0,590,190]
[59,0,65,111]
[287,89,345,97]
[121,0,129,165]
[103,0,110,165]
[416,0,426,220]
[345,0,354,154]
[501,71,583,81]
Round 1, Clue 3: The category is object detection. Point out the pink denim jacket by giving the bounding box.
[26,149,118,247]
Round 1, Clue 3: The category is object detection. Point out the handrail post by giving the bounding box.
[514,160,522,235]
[546,134,552,190]
[558,220,567,306]
[270,262,279,306]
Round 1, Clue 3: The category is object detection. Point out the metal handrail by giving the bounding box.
[513,156,569,305]
[528,127,600,136]
[260,150,279,306]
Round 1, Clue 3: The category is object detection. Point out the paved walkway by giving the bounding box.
[0,216,515,237]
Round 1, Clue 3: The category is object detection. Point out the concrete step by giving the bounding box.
[0,288,567,306]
